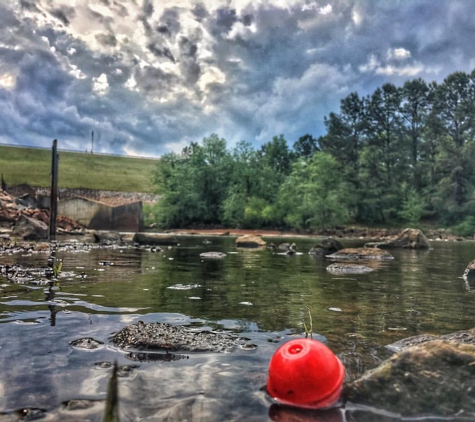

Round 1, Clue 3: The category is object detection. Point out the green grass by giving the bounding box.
[0,145,160,193]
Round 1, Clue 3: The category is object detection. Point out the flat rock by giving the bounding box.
[344,340,475,417]
[326,248,394,260]
[110,321,252,352]
[235,235,266,248]
[386,327,475,353]
[326,263,374,274]
[133,232,178,246]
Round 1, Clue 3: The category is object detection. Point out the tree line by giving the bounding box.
[151,69,475,234]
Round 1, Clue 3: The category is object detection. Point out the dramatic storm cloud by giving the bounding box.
[1,0,475,156]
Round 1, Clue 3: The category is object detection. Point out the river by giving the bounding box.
[0,235,474,421]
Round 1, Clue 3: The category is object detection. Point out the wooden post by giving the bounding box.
[49,139,59,241]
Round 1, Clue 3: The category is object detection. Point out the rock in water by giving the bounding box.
[110,321,252,353]
[309,238,344,255]
[133,233,178,246]
[365,228,431,249]
[344,340,475,417]
[235,235,266,248]
[326,263,374,274]
[386,327,475,353]
[93,231,122,244]
[326,248,394,260]
[199,252,226,259]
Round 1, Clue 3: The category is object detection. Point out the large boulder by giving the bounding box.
[133,232,178,246]
[309,238,344,255]
[365,228,431,249]
[12,215,48,240]
[326,248,394,260]
[235,235,266,248]
[343,340,475,417]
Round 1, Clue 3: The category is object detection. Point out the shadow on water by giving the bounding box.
[1,236,475,420]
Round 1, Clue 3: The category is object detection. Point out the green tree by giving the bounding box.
[258,134,295,177]
[432,72,475,221]
[221,140,284,228]
[277,153,349,230]
[153,134,231,227]
[400,78,430,190]
[293,134,319,159]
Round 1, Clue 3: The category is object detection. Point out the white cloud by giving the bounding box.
[319,4,332,15]
[69,65,87,79]
[0,73,15,89]
[387,47,411,61]
[360,52,426,77]
[359,54,380,73]
[92,73,109,96]
[352,8,362,26]
[376,63,424,77]
[198,66,226,93]
[124,74,138,91]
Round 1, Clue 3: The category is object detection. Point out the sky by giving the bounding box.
[1,0,475,158]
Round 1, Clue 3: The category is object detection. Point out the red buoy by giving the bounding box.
[267,338,345,409]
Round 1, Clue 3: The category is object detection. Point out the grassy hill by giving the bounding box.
[0,145,160,193]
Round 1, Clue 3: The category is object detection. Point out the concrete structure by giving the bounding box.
[58,197,143,232]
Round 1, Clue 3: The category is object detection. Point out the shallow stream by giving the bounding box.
[1,236,474,421]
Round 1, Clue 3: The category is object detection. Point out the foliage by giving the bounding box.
[150,67,475,232]
[277,153,349,230]
[452,216,475,237]
[398,186,425,226]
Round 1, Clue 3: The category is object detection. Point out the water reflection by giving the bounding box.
[1,237,475,419]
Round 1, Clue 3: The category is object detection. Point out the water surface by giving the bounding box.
[1,236,474,421]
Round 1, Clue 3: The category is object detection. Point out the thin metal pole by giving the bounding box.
[49,139,59,241]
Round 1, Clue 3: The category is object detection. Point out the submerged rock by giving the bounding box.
[110,321,252,352]
[199,252,226,259]
[70,337,104,350]
[326,263,374,274]
[326,248,394,260]
[125,351,189,362]
[344,340,475,417]
[235,235,266,248]
[309,238,344,255]
[365,228,431,250]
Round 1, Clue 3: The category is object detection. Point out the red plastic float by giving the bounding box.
[267,338,345,409]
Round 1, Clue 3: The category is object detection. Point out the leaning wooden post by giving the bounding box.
[49,139,59,241]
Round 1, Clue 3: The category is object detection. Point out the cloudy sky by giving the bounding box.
[1,0,474,157]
